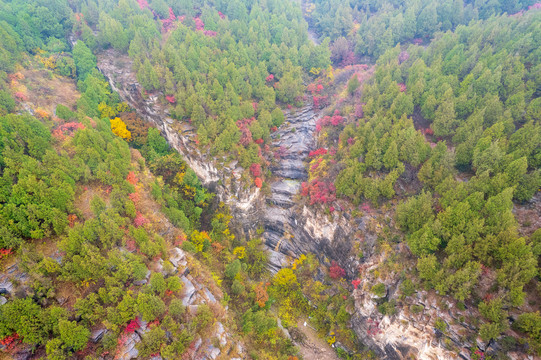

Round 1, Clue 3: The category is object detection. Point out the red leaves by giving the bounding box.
[367,318,382,336]
[254,177,263,188]
[218,11,226,19]
[129,192,140,205]
[266,74,274,82]
[309,148,328,157]
[352,279,361,289]
[161,8,177,32]
[315,112,344,132]
[236,117,256,147]
[301,179,336,205]
[134,212,148,227]
[255,138,264,145]
[125,319,140,333]
[14,92,27,101]
[331,115,344,126]
[413,38,423,45]
[398,83,407,92]
[347,137,355,145]
[421,127,434,136]
[0,333,20,350]
[136,0,149,10]
[361,203,371,212]
[316,84,324,92]
[165,95,176,104]
[53,122,85,140]
[329,261,345,279]
[127,171,138,185]
[194,17,205,30]
[250,163,261,177]
[0,248,13,259]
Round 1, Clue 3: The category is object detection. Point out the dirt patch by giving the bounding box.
[74,182,111,221]
[13,68,79,116]
[513,191,541,237]
[412,105,431,131]
[293,319,340,360]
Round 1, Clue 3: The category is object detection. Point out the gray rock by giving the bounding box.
[169,247,187,268]
[204,288,217,303]
[206,345,221,359]
[181,276,196,306]
[91,328,106,343]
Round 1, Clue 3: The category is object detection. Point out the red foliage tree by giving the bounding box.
[301,179,336,205]
[161,8,177,32]
[329,261,346,279]
[0,333,20,350]
[266,74,274,82]
[134,212,148,227]
[129,192,140,205]
[136,0,149,9]
[309,148,328,157]
[126,171,138,185]
[166,95,176,104]
[250,163,261,177]
[125,319,140,333]
[254,177,263,188]
[352,279,361,289]
[236,117,256,147]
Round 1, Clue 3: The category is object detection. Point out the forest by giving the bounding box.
[0,0,540,359]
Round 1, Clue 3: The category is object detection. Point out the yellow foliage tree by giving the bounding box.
[116,102,130,113]
[233,246,246,259]
[191,230,212,252]
[110,117,132,141]
[99,102,117,119]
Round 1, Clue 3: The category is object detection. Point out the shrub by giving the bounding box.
[371,283,386,297]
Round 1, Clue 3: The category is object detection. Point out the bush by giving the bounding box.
[225,259,241,279]
[371,283,386,297]
[169,299,185,321]
[149,272,166,296]
[137,293,165,322]
[166,276,183,293]
[56,104,75,120]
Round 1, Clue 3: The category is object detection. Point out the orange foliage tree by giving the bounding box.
[254,282,269,308]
